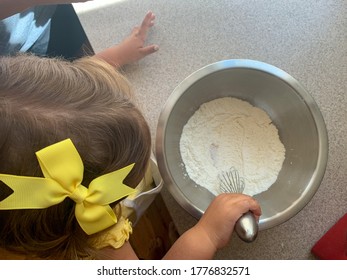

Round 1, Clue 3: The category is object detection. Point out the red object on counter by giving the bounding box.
[311,213,347,260]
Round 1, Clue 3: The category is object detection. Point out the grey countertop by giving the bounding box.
[75,0,347,259]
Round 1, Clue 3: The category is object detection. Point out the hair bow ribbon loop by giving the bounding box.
[0,139,136,235]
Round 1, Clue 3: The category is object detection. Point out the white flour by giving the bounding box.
[179,97,286,196]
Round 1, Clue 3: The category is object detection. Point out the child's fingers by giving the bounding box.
[231,195,262,217]
[212,193,261,218]
[248,198,262,217]
[139,45,159,57]
[138,11,155,38]
[143,10,155,26]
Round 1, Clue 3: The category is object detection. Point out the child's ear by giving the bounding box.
[0,181,14,202]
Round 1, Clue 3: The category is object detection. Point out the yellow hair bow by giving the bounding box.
[0,139,136,235]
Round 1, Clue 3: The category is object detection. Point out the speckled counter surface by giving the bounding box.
[74,0,347,259]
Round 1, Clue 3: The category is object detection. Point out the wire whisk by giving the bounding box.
[217,167,258,243]
[218,167,245,194]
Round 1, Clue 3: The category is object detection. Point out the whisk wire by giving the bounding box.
[218,167,245,194]
[218,167,258,243]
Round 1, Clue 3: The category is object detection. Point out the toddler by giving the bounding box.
[0,54,261,260]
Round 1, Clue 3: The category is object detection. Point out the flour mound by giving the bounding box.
[179,97,285,196]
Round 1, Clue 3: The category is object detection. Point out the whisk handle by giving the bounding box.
[234,211,258,242]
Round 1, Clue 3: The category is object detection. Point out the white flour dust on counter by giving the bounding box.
[179,97,286,196]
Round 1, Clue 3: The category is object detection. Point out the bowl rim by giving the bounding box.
[155,59,328,230]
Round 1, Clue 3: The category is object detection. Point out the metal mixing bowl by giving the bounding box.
[156,59,328,230]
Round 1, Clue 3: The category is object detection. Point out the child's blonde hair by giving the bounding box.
[0,54,152,259]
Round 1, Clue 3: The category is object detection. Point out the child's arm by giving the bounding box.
[162,194,262,260]
[100,241,139,260]
[94,11,159,68]
[102,194,261,260]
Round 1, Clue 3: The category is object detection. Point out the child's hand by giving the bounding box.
[95,11,159,67]
[195,193,261,250]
